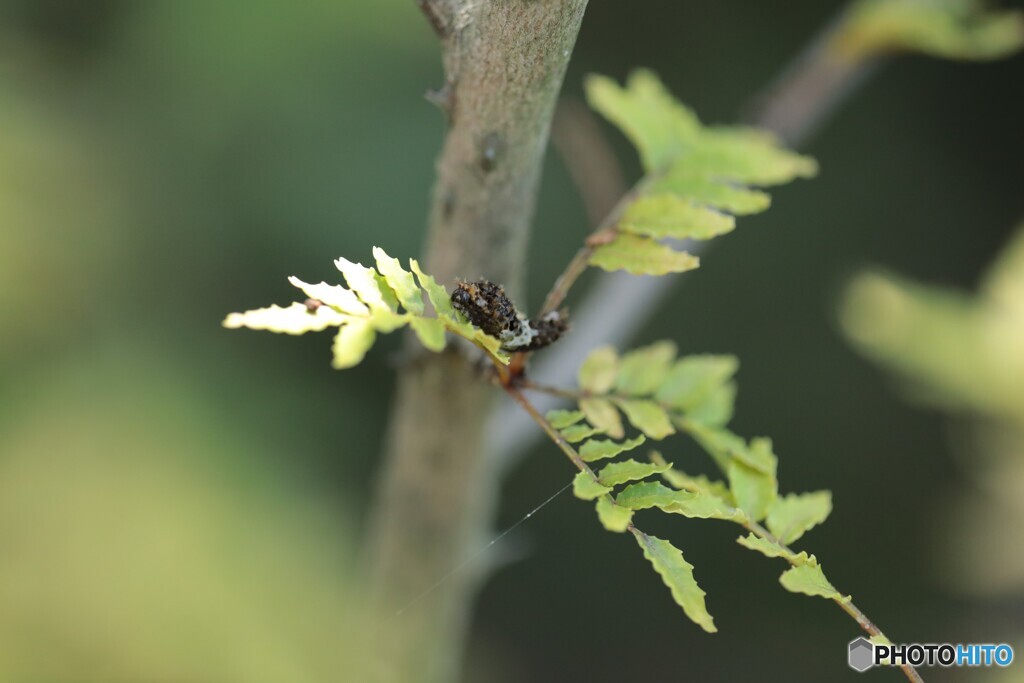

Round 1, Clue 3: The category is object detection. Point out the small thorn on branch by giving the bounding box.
[425,80,456,121]
[416,0,450,38]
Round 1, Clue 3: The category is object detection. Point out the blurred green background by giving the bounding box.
[1,1,1022,680]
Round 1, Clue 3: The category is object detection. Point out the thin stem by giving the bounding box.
[504,384,594,477]
[538,183,644,317]
[741,519,923,683]
[519,378,924,682]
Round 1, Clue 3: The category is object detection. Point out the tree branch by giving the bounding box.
[362,2,588,681]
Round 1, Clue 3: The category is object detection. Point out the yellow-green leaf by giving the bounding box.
[560,423,605,444]
[335,257,392,314]
[579,435,647,463]
[633,530,717,633]
[653,171,771,216]
[409,258,455,319]
[579,398,625,439]
[287,277,368,316]
[665,490,746,523]
[652,453,733,502]
[841,0,1024,62]
[579,346,620,393]
[223,303,349,335]
[736,533,811,564]
[619,194,735,240]
[617,399,675,439]
[766,491,833,545]
[332,319,377,369]
[373,246,424,315]
[728,460,777,523]
[616,481,686,511]
[408,317,446,353]
[573,471,612,501]
[617,341,678,395]
[656,355,739,411]
[595,495,633,533]
[546,409,586,429]
[585,70,700,172]
[589,234,699,276]
[597,459,671,488]
[779,562,849,602]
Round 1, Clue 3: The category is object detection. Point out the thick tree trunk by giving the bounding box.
[362,2,588,681]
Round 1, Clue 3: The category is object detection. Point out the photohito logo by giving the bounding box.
[848,637,1014,672]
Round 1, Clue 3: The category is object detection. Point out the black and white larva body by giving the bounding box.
[450,280,568,352]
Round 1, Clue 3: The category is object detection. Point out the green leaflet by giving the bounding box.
[728,460,777,523]
[223,302,350,335]
[408,317,446,353]
[332,319,376,370]
[615,481,686,511]
[560,423,606,444]
[579,436,647,463]
[373,247,424,315]
[617,341,678,395]
[666,490,746,523]
[578,346,620,394]
[335,257,391,315]
[736,534,810,565]
[779,562,849,603]
[595,495,633,533]
[589,234,699,276]
[288,277,368,316]
[579,398,625,439]
[619,194,735,241]
[597,459,672,488]
[652,453,733,502]
[633,530,717,633]
[409,258,455,319]
[224,248,510,369]
[616,399,676,439]
[655,355,739,412]
[652,172,772,215]
[585,70,700,172]
[546,409,586,430]
[573,472,612,501]
[766,492,833,545]
[840,0,1024,62]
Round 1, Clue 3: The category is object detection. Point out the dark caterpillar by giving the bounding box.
[450,280,568,352]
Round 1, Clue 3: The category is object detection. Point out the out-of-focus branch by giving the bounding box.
[362,2,588,682]
[487,9,877,469]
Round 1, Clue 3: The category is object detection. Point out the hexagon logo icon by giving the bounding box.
[849,637,875,672]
